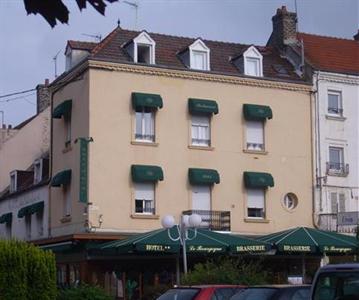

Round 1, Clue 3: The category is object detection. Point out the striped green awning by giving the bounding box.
[51,169,72,187]
[53,100,72,119]
[131,165,164,183]
[188,168,220,185]
[0,212,12,224]
[188,98,219,115]
[243,104,272,121]
[18,201,44,218]
[132,92,163,110]
[244,172,274,188]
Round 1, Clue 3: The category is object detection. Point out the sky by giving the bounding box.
[0,0,358,126]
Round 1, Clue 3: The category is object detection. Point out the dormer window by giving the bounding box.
[10,171,17,193]
[189,39,210,71]
[243,46,263,77]
[128,32,156,64]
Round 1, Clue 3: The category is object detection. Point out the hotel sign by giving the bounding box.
[143,244,173,252]
[338,212,359,226]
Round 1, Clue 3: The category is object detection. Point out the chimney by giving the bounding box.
[36,78,50,114]
[269,6,298,49]
[354,30,359,41]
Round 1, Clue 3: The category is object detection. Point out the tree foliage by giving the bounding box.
[0,240,57,300]
[182,257,269,286]
[23,0,119,27]
[57,284,112,300]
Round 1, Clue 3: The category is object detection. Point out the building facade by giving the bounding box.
[268,6,359,234]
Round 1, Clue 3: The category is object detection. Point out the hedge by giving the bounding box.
[0,240,57,300]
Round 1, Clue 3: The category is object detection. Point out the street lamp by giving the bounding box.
[161,214,202,275]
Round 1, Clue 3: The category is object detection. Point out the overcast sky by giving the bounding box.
[0,0,358,126]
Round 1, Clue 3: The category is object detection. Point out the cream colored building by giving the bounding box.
[50,27,313,238]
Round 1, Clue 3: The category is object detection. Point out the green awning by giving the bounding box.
[53,100,72,119]
[0,212,12,224]
[243,104,272,121]
[17,202,44,218]
[51,169,72,187]
[132,92,163,110]
[189,168,220,185]
[131,165,164,183]
[244,172,274,188]
[188,98,219,115]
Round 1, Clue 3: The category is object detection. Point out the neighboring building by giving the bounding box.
[49,26,313,245]
[268,6,359,234]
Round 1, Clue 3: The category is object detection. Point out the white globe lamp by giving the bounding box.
[188,214,202,228]
[161,215,175,229]
[182,215,190,228]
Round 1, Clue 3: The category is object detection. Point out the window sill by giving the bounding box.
[244,218,270,223]
[131,141,159,147]
[131,214,160,220]
[60,216,72,223]
[243,149,268,155]
[62,145,72,153]
[325,114,346,121]
[188,145,214,151]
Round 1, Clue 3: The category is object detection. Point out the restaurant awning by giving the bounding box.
[131,165,164,183]
[51,169,72,187]
[244,171,274,188]
[0,212,12,224]
[257,227,359,254]
[52,100,72,119]
[243,104,272,121]
[189,168,220,185]
[132,92,163,110]
[18,201,44,218]
[188,98,219,115]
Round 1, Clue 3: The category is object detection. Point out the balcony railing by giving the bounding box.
[328,107,344,115]
[246,143,264,151]
[326,162,349,176]
[135,134,155,142]
[183,210,231,231]
[191,138,210,146]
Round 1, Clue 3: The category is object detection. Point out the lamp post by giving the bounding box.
[161,214,202,277]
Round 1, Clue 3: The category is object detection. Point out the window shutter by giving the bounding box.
[246,121,264,147]
[135,183,154,200]
[247,189,265,209]
[338,193,346,212]
[330,192,338,213]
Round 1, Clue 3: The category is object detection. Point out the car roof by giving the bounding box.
[318,263,359,271]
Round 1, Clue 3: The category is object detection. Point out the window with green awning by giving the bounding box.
[188,168,220,185]
[0,212,12,224]
[17,201,44,218]
[51,170,72,187]
[244,171,274,188]
[132,92,163,110]
[131,165,164,182]
[243,104,272,121]
[188,98,219,115]
[53,100,72,119]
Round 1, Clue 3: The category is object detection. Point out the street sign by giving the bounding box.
[337,212,359,226]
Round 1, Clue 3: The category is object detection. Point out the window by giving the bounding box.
[135,108,155,142]
[246,121,264,151]
[243,46,263,77]
[10,171,17,193]
[63,185,71,217]
[25,215,31,239]
[189,39,210,71]
[330,192,346,214]
[64,114,71,147]
[328,146,347,175]
[5,223,11,239]
[34,159,42,184]
[192,50,208,70]
[247,189,265,218]
[36,211,44,236]
[328,90,343,116]
[128,32,156,64]
[134,183,155,214]
[283,193,298,210]
[246,58,260,76]
[191,115,210,146]
[137,44,152,64]
[192,185,211,211]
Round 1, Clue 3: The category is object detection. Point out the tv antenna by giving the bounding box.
[123,0,139,29]
[53,50,61,78]
[82,33,102,42]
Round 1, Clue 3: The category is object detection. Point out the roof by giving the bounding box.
[66,40,97,52]
[298,32,359,75]
[67,27,303,82]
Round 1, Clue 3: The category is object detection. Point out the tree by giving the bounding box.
[23,0,119,28]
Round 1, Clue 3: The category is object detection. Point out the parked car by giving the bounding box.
[157,285,245,300]
[230,285,311,300]
[311,263,359,300]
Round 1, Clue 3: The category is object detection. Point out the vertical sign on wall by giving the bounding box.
[78,137,93,203]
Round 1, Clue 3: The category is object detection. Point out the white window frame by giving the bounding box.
[33,159,43,184]
[36,211,44,236]
[245,120,264,151]
[135,109,155,143]
[327,90,343,116]
[132,32,156,64]
[189,39,210,71]
[246,188,265,219]
[191,115,211,147]
[328,146,345,174]
[63,185,71,217]
[134,183,155,215]
[10,171,17,193]
[243,46,263,77]
[329,191,346,214]
[64,114,71,147]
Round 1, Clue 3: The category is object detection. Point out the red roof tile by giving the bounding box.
[67,40,97,52]
[298,32,359,75]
